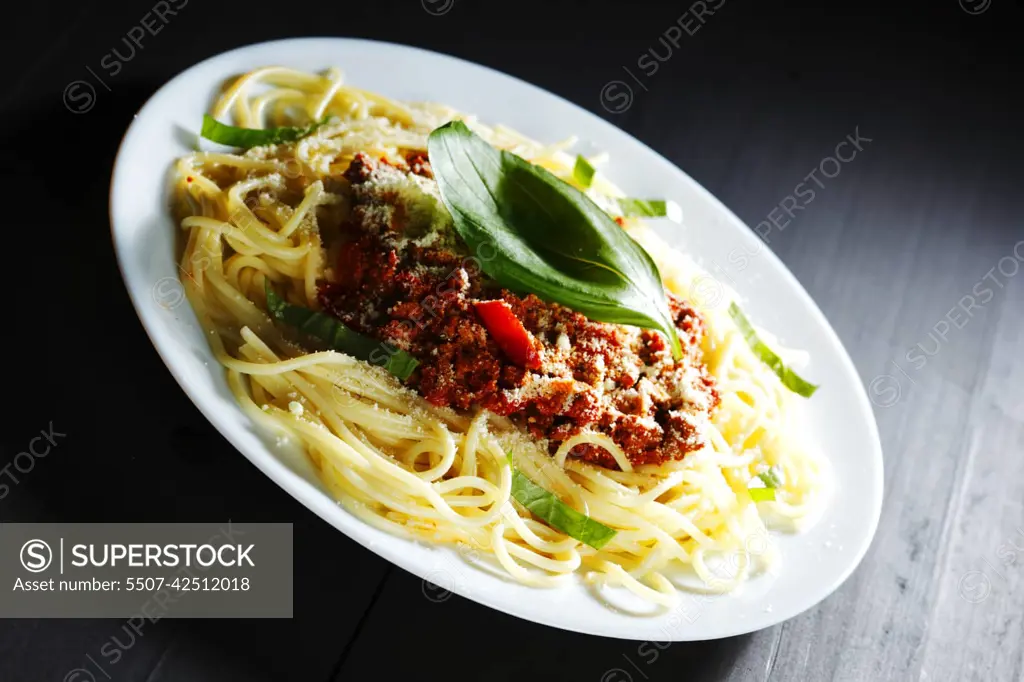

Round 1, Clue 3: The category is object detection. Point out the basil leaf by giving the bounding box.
[758,468,782,488]
[573,155,596,189]
[618,198,667,217]
[618,198,682,223]
[264,281,418,381]
[511,470,617,549]
[749,487,776,502]
[728,302,818,398]
[427,121,682,358]
[201,114,328,149]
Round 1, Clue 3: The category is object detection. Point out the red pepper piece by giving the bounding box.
[474,300,542,370]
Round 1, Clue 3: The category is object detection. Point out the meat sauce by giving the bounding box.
[318,153,719,469]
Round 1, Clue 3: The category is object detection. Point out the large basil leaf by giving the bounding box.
[427,121,682,358]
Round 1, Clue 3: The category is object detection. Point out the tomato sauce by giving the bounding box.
[318,153,719,469]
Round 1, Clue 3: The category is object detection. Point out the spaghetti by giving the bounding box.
[171,66,827,607]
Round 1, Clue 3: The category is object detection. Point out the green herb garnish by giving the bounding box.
[728,302,818,398]
[758,468,782,489]
[427,121,681,358]
[573,155,596,189]
[749,487,776,502]
[510,469,617,549]
[201,114,328,149]
[264,281,418,381]
[617,198,669,218]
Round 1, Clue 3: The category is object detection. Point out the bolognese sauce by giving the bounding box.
[318,153,719,469]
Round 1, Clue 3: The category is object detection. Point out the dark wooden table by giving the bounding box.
[2,0,1021,679]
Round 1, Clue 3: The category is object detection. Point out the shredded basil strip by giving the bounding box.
[758,469,782,489]
[510,469,617,549]
[573,155,596,189]
[201,114,328,149]
[728,302,819,398]
[618,198,668,217]
[264,281,418,381]
[749,487,776,502]
[428,121,681,358]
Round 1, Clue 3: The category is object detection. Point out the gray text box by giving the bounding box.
[0,523,292,617]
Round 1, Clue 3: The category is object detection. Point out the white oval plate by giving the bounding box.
[110,38,883,640]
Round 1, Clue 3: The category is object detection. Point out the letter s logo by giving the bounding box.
[20,539,53,573]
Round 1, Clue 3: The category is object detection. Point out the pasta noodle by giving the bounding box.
[171,66,828,606]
